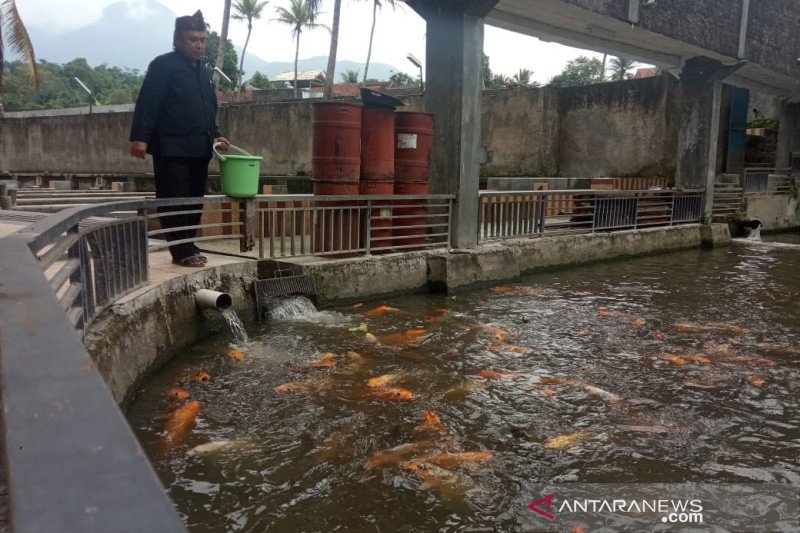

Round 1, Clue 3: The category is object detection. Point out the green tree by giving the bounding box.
[203,31,239,91]
[2,59,143,111]
[362,0,395,84]
[1,0,39,90]
[340,68,359,83]
[549,56,603,87]
[233,0,269,90]
[481,53,492,89]
[509,68,539,88]
[609,56,637,81]
[389,71,415,87]
[248,71,275,89]
[213,0,232,87]
[274,0,326,99]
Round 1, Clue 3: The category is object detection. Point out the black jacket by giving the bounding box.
[130,51,222,157]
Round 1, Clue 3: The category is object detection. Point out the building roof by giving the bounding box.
[272,70,325,82]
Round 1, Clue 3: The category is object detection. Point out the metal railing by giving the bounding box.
[741,167,793,195]
[479,189,704,241]
[257,194,453,258]
[21,194,455,332]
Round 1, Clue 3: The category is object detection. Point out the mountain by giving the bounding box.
[27,0,400,81]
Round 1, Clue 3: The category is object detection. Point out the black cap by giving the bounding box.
[175,10,205,32]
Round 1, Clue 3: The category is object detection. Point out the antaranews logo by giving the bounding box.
[527,494,556,520]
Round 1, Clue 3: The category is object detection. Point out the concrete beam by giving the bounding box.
[406,0,500,18]
[487,7,681,69]
[418,5,489,248]
[675,57,742,214]
[776,100,800,169]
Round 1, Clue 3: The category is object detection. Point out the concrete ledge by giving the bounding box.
[85,261,259,407]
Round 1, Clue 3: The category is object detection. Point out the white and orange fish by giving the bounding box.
[367,373,405,388]
[545,431,593,450]
[364,305,398,316]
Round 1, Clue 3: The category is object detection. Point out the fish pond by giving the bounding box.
[127,234,800,531]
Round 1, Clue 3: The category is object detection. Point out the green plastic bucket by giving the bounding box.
[214,143,263,198]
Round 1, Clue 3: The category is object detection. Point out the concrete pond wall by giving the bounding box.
[86,224,731,408]
[2,75,735,182]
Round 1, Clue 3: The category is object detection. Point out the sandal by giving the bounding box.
[197,254,208,264]
[173,255,206,267]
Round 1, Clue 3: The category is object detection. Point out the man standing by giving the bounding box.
[130,10,230,267]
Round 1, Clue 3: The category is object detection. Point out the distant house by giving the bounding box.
[273,70,325,89]
[307,82,421,99]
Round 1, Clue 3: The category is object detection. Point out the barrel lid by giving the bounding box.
[360,88,406,109]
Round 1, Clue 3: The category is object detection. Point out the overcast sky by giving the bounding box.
[17,0,608,84]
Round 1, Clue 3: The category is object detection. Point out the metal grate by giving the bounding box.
[253,269,317,320]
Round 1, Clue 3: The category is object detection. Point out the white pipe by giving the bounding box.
[194,289,232,310]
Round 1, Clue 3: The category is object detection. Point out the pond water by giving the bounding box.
[127,233,800,532]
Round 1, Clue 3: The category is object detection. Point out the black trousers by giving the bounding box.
[153,156,210,261]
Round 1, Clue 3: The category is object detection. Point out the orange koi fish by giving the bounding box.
[478,369,518,380]
[704,322,750,335]
[542,388,558,396]
[194,371,211,383]
[748,375,765,388]
[367,387,415,401]
[424,451,493,469]
[310,352,337,368]
[598,308,622,318]
[653,330,665,341]
[674,323,705,333]
[381,329,428,346]
[683,355,711,365]
[345,351,365,365]
[669,356,686,366]
[491,286,513,294]
[166,388,190,401]
[165,400,200,444]
[576,327,591,336]
[631,316,646,329]
[365,332,378,343]
[227,349,246,361]
[538,377,569,385]
[364,305,398,316]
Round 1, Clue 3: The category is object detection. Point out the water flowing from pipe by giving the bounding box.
[220,307,249,344]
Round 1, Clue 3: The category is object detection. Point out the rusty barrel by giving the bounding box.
[361,107,395,182]
[394,112,434,183]
[313,180,361,253]
[393,181,429,248]
[312,102,361,182]
[360,180,394,252]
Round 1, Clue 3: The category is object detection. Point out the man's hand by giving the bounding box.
[214,136,231,150]
[130,141,148,159]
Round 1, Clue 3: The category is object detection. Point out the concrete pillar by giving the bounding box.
[676,57,741,215]
[776,100,800,169]
[409,0,499,248]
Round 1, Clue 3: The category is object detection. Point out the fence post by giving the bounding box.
[365,199,372,256]
[241,198,257,252]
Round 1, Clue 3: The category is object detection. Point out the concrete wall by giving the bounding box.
[0,76,690,181]
[558,76,678,178]
[480,87,561,177]
[747,196,800,231]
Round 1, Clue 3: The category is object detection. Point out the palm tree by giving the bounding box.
[213,0,233,87]
[322,0,341,99]
[340,68,359,83]
[274,0,326,99]
[362,0,395,84]
[511,68,533,87]
[233,0,269,90]
[0,0,39,90]
[609,56,637,81]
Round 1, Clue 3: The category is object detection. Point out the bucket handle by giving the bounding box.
[213,142,252,162]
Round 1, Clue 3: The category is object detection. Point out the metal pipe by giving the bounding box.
[194,289,232,310]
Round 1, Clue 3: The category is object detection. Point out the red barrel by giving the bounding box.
[360,180,394,252]
[361,107,395,182]
[394,112,434,183]
[393,181,429,248]
[312,102,362,181]
[313,180,360,253]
